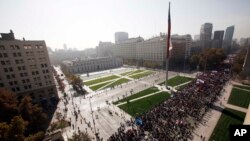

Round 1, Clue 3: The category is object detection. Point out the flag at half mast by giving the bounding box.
[165,2,171,88]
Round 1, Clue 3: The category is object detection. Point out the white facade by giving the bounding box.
[113,37,144,60]
[136,36,166,65]
[61,57,123,74]
[96,41,114,57]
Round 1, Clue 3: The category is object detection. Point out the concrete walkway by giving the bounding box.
[192,80,249,141]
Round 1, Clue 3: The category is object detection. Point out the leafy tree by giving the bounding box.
[0,88,18,122]
[19,96,48,135]
[8,116,27,141]
[189,48,226,70]
[0,89,47,140]
[0,122,9,141]
[24,131,44,141]
[69,131,92,141]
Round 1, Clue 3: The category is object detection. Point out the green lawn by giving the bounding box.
[129,70,145,75]
[120,71,134,76]
[129,71,155,79]
[84,75,119,86]
[119,92,170,117]
[160,76,193,87]
[175,83,190,90]
[113,87,159,105]
[104,78,130,89]
[228,87,250,108]
[89,81,112,91]
[209,108,246,141]
[234,84,250,90]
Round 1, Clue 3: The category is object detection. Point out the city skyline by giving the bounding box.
[1,0,250,50]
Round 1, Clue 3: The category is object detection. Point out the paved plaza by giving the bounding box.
[51,66,184,140]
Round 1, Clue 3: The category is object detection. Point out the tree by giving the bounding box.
[0,122,10,141]
[24,131,44,141]
[0,88,19,122]
[8,116,27,141]
[0,89,47,140]
[189,48,226,70]
[69,131,92,141]
[19,96,48,135]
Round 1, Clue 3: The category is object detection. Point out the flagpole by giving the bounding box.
[165,2,171,89]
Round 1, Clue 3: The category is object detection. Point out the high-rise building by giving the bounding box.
[113,37,144,62]
[0,30,58,106]
[96,41,114,57]
[136,35,166,68]
[200,23,213,49]
[115,32,128,44]
[212,30,224,48]
[194,35,200,41]
[171,34,192,59]
[223,25,234,52]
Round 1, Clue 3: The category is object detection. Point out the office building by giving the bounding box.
[171,34,192,59]
[223,25,234,53]
[113,37,144,63]
[0,30,58,106]
[200,23,213,49]
[96,41,114,57]
[115,32,128,44]
[61,57,123,74]
[212,30,224,48]
[136,35,166,68]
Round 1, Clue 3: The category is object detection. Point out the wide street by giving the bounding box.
[52,66,185,140]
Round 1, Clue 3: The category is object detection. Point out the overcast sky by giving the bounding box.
[1,0,250,50]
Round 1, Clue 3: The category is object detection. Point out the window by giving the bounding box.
[0,45,5,50]
[10,45,14,49]
[24,45,32,49]
[6,60,10,65]
[13,53,17,57]
[4,68,8,72]
[15,45,20,49]
[9,67,13,72]
[9,81,13,86]
[17,52,21,57]
[0,83,4,87]
[11,88,16,92]
[3,53,8,57]
[1,61,5,65]
[0,53,2,58]
[6,75,11,79]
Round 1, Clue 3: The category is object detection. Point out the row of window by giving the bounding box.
[41,63,48,68]
[13,52,22,57]
[24,45,44,50]
[9,81,18,86]
[0,53,8,58]
[18,66,26,71]
[0,45,44,50]
[4,67,13,72]
[1,60,11,65]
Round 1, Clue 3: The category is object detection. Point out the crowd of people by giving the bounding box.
[108,69,230,141]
